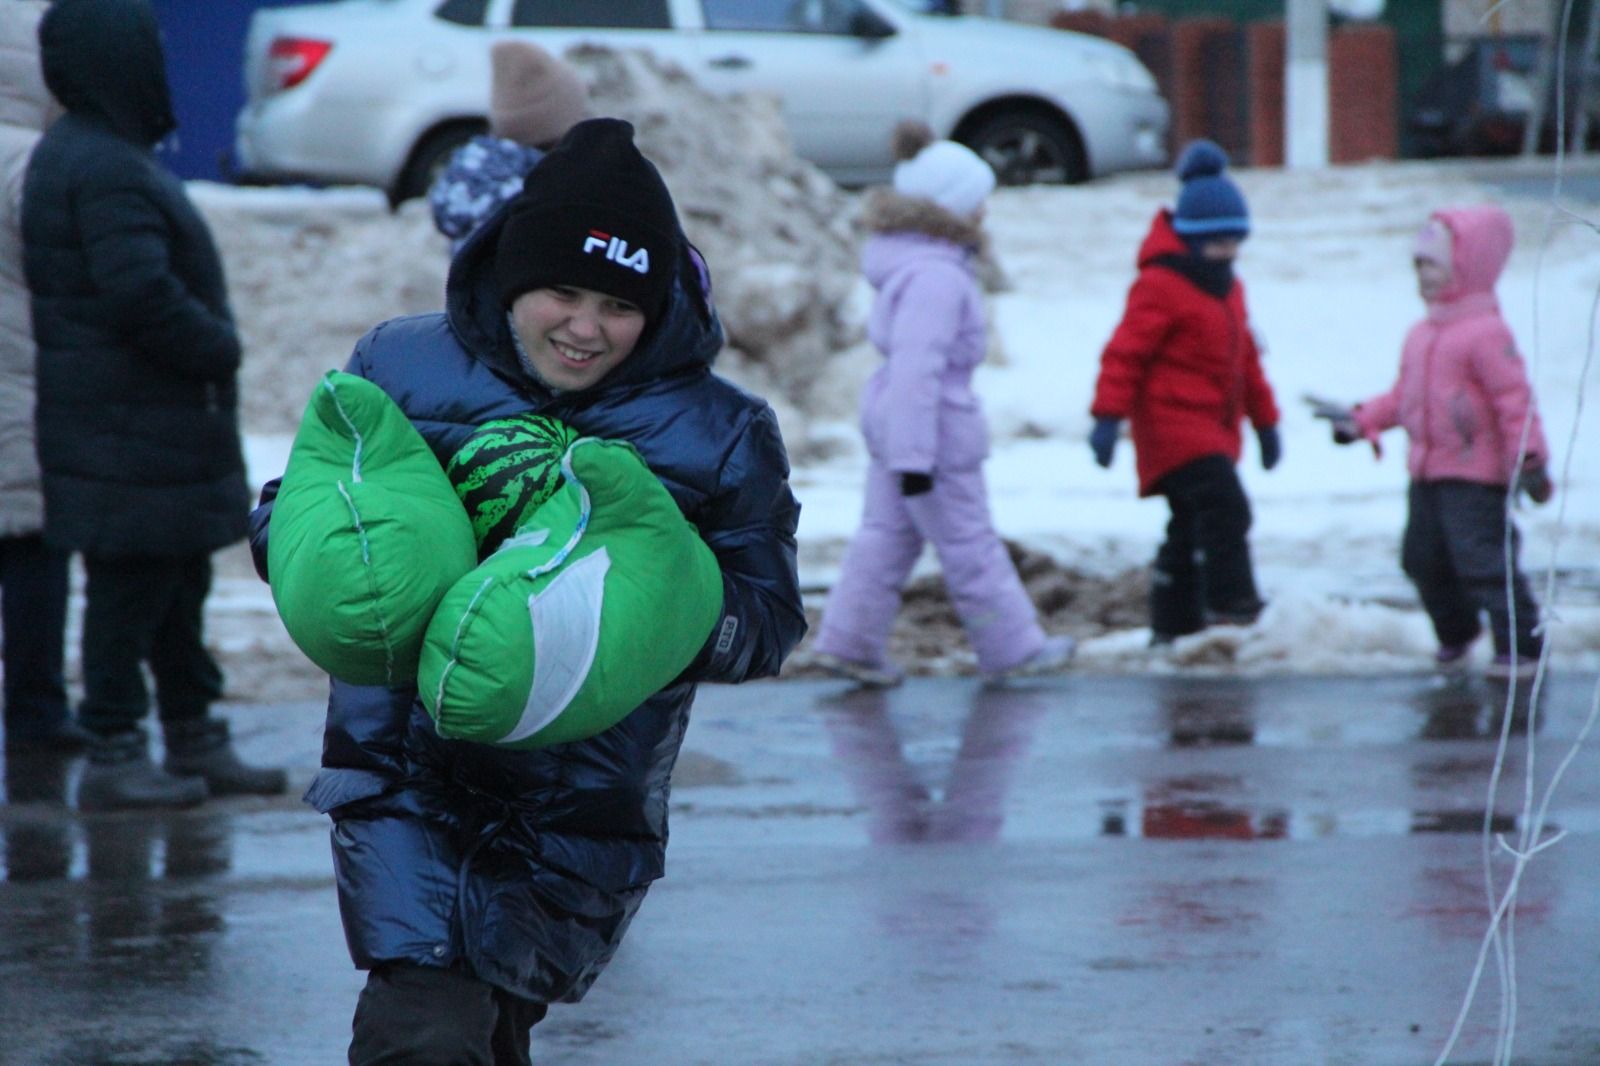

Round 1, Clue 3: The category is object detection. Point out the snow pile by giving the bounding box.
[194,184,446,435]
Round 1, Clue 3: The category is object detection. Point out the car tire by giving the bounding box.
[960,112,1086,186]
[389,120,487,208]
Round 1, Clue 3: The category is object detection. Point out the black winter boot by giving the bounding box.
[78,729,208,812]
[162,718,288,797]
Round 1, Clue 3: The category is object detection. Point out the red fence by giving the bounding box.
[1053,12,1398,166]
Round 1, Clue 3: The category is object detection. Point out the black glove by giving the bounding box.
[1088,417,1121,468]
[900,472,934,497]
[1518,463,1553,505]
[1257,425,1282,471]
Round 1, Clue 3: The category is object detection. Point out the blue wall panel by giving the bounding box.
[151,0,323,180]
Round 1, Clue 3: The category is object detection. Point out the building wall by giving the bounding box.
[1444,0,1556,39]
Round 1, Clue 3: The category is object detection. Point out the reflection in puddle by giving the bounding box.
[1095,675,1555,841]
[821,683,1049,845]
[1414,673,1544,740]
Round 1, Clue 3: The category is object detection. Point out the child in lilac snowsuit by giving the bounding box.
[428,40,588,253]
[813,137,1074,685]
[1330,204,1553,679]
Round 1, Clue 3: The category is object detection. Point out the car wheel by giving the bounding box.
[961,112,1086,186]
[390,121,487,207]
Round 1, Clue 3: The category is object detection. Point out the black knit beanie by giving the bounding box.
[495,118,680,322]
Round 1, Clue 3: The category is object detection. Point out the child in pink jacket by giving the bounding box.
[1327,204,1552,679]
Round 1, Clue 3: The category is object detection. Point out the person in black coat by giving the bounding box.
[249,119,807,1064]
[22,0,285,810]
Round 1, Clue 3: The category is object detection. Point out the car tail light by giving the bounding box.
[267,36,332,92]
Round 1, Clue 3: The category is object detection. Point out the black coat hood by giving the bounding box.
[38,0,175,147]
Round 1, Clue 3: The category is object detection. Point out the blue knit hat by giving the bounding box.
[1172,140,1249,241]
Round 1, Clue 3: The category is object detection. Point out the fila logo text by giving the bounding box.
[582,230,650,274]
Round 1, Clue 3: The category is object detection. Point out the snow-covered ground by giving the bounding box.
[234,157,1600,680]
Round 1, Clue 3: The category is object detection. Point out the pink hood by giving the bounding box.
[1354,203,1550,488]
[1428,204,1513,313]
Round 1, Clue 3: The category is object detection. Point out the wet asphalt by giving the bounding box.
[2,672,1598,1066]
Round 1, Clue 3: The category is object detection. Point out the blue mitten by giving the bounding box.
[1088,418,1121,468]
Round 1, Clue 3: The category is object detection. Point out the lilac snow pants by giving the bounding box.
[814,461,1045,674]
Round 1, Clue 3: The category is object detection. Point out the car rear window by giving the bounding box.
[509,0,670,28]
[436,0,489,25]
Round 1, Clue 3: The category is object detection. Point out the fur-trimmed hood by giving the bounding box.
[861,186,1009,292]
[862,186,985,246]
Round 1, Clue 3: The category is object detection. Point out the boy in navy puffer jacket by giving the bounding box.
[252,119,806,1064]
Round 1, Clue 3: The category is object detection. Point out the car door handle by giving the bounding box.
[706,54,752,70]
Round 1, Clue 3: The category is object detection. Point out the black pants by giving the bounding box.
[349,963,548,1066]
[1402,480,1541,658]
[78,553,223,737]
[0,535,70,738]
[1149,455,1261,639]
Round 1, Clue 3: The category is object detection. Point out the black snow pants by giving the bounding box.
[1402,479,1542,659]
[1149,454,1263,640]
[349,963,549,1066]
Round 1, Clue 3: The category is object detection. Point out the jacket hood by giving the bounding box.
[446,196,724,393]
[1432,204,1513,306]
[1135,209,1189,267]
[38,0,175,146]
[0,2,54,132]
[860,188,980,290]
[862,186,984,247]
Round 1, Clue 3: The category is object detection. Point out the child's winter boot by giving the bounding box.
[987,634,1077,681]
[1485,653,1539,682]
[814,652,905,689]
[1433,641,1475,674]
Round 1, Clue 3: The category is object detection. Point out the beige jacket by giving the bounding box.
[0,0,53,537]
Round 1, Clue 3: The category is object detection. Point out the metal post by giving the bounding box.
[1522,1,1566,156]
[1569,0,1600,153]
[1285,0,1329,169]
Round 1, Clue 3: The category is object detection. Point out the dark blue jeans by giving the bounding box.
[78,553,223,737]
[0,534,70,740]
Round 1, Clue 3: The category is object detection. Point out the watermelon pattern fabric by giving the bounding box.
[418,437,723,750]
[267,371,478,687]
[447,413,579,556]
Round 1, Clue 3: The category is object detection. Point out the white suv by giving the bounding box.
[235,0,1168,203]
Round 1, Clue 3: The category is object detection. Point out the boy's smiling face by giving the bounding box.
[510,285,645,391]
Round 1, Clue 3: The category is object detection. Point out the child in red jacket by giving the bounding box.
[1089,140,1281,645]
